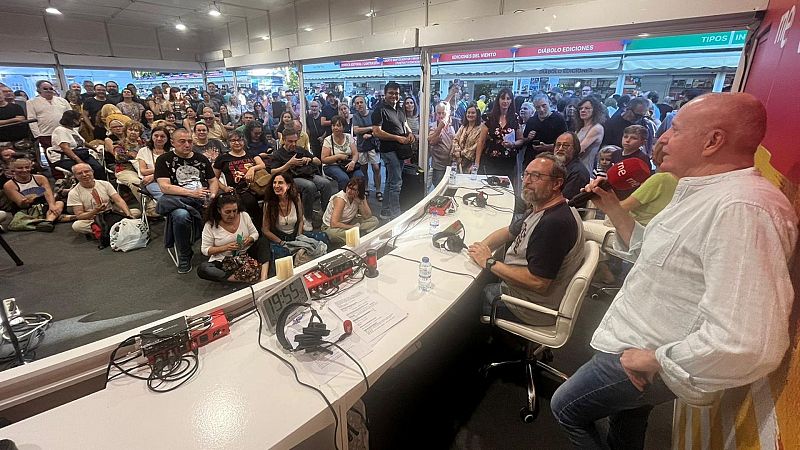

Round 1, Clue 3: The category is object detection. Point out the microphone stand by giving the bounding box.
[0,302,25,366]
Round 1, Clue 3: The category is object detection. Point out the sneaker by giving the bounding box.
[35,221,55,232]
[376,192,383,202]
[178,259,193,274]
[303,221,313,232]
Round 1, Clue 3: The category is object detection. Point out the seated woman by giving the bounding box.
[321,115,359,190]
[321,177,378,247]
[192,121,226,164]
[261,173,328,267]
[47,110,106,180]
[199,192,269,282]
[244,121,274,160]
[109,121,154,216]
[136,125,171,200]
[213,129,266,230]
[275,111,310,151]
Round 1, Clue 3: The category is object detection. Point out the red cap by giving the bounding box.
[606,158,651,191]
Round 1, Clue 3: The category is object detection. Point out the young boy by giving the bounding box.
[611,124,652,170]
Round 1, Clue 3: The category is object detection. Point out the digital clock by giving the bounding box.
[256,275,311,334]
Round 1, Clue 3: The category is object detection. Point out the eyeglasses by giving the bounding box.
[522,171,559,181]
[40,88,55,91]
[554,142,574,149]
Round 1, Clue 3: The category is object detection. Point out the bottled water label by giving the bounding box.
[429,211,439,235]
[470,165,478,180]
[449,162,458,185]
[418,257,432,292]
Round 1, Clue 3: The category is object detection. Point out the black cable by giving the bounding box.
[384,253,476,280]
[251,285,341,450]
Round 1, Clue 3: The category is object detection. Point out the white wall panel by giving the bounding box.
[298,27,332,46]
[158,29,204,62]
[247,15,269,40]
[502,0,578,14]
[203,24,232,54]
[228,20,251,56]
[428,0,500,25]
[108,24,160,59]
[371,0,426,30]
[271,34,298,50]
[331,0,371,24]
[48,18,111,56]
[0,13,51,53]
[331,20,371,41]
[269,5,298,40]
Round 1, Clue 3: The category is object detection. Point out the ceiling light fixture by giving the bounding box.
[209,3,221,17]
[365,10,375,17]
[175,18,187,31]
[261,35,269,40]
[45,7,62,15]
[513,9,524,14]
[303,27,313,32]
[512,44,522,48]
[637,33,651,37]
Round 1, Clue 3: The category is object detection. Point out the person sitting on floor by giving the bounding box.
[198,192,269,282]
[468,153,585,326]
[321,176,379,247]
[66,162,138,237]
[3,157,66,232]
[261,173,328,268]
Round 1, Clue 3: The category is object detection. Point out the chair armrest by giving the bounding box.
[499,294,559,317]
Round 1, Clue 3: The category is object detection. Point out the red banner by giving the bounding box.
[515,40,623,58]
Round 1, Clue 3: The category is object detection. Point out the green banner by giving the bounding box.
[627,30,747,51]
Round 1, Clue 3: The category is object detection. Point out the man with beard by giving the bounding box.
[469,153,585,326]
[553,131,590,207]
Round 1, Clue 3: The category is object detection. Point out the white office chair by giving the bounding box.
[480,241,600,422]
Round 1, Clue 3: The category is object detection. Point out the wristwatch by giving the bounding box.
[485,258,497,271]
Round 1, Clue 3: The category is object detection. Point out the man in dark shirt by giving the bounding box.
[154,128,219,274]
[80,80,95,102]
[187,88,205,113]
[105,81,122,104]
[0,83,30,143]
[553,132,590,207]
[469,153,585,325]
[523,93,567,168]
[320,93,339,137]
[82,84,113,140]
[601,97,653,154]
[371,81,415,220]
[268,127,336,230]
[305,101,325,158]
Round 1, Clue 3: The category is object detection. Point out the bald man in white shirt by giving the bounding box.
[550,93,797,449]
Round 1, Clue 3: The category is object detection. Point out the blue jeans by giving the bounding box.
[481,283,519,321]
[170,209,195,262]
[550,352,676,450]
[431,168,445,187]
[294,175,337,220]
[323,164,353,191]
[145,182,163,200]
[380,151,403,217]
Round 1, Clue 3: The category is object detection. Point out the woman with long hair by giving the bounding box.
[243,121,273,160]
[213,129,266,230]
[321,176,378,247]
[147,87,171,119]
[218,105,235,132]
[338,102,352,134]
[575,96,607,173]
[199,192,268,282]
[562,97,580,132]
[276,111,310,151]
[252,101,267,125]
[192,121,225,164]
[136,125,171,199]
[141,109,156,141]
[452,104,482,173]
[474,88,524,180]
[182,107,198,131]
[168,87,186,121]
[402,96,420,159]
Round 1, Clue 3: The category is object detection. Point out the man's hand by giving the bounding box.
[620,349,660,392]
[301,157,312,165]
[187,188,210,199]
[468,242,492,268]
[581,177,623,215]
[142,174,154,184]
[345,161,356,172]
[407,133,416,144]
[93,202,109,214]
[50,203,63,216]
[286,157,304,167]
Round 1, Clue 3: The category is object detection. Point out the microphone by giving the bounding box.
[568,158,651,207]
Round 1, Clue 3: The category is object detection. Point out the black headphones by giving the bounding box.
[432,220,466,253]
[276,303,333,353]
[462,191,488,208]
[486,176,510,187]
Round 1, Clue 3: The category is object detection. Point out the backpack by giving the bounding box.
[109,217,150,252]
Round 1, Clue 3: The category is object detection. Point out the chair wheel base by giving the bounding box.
[520,406,538,423]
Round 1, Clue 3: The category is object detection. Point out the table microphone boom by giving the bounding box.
[567,158,651,207]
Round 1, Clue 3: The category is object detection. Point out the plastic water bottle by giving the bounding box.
[470,164,478,181]
[449,161,458,185]
[429,210,439,235]
[418,257,432,292]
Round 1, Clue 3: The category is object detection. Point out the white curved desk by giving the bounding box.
[0,173,515,449]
